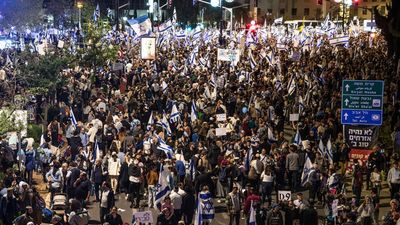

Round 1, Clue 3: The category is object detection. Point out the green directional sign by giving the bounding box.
[342,80,384,96]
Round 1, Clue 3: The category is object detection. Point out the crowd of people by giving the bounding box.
[0,17,400,225]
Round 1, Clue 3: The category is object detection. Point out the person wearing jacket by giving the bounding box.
[108,152,121,193]
[24,147,36,185]
[100,182,115,224]
[92,159,108,202]
[266,204,284,225]
[0,188,18,225]
[226,186,242,225]
[105,206,123,225]
[46,162,63,207]
[128,159,142,208]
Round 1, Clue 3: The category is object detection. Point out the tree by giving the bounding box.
[0,109,25,136]
[0,0,44,29]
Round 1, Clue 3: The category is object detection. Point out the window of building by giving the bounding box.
[292,8,297,16]
[380,5,385,14]
[304,8,310,16]
[362,8,368,15]
[280,9,285,15]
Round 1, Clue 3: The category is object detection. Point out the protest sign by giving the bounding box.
[217,49,241,64]
[215,127,227,136]
[133,211,153,224]
[216,114,226,122]
[141,37,156,60]
[278,190,291,201]
[344,125,379,149]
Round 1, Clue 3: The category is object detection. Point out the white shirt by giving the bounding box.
[260,172,274,182]
[169,190,183,210]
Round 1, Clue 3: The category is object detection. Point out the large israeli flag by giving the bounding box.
[70,107,78,128]
[161,113,172,136]
[249,201,256,225]
[155,164,171,209]
[170,104,180,123]
[157,143,174,159]
[199,191,214,222]
[301,156,313,186]
[191,100,198,124]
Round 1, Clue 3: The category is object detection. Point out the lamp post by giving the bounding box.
[77,1,83,30]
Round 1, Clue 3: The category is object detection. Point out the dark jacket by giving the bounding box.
[92,165,106,184]
[100,190,115,210]
[300,207,318,225]
[105,213,123,225]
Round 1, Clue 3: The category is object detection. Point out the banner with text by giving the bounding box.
[344,125,379,149]
[217,49,241,65]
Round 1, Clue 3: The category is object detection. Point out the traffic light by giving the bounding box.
[317,0,323,5]
[353,0,359,7]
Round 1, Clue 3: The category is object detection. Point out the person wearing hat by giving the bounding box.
[226,185,242,225]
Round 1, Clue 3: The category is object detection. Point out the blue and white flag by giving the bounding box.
[128,16,152,37]
[266,51,275,65]
[294,129,302,146]
[321,13,330,31]
[161,80,168,93]
[155,164,171,209]
[189,158,196,181]
[170,104,180,123]
[318,139,325,156]
[209,74,217,88]
[301,156,313,186]
[249,201,256,225]
[329,36,349,46]
[274,17,283,25]
[189,46,199,65]
[93,4,100,22]
[191,100,198,124]
[147,111,154,130]
[248,49,257,69]
[287,75,296,96]
[198,191,214,223]
[70,107,78,128]
[245,147,253,171]
[194,193,203,225]
[326,138,333,164]
[161,113,172,136]
[158,143,174,159]
[158,20,173,33]
[92,139,101,162]
[175,30,186,39]
[299,95,305,114]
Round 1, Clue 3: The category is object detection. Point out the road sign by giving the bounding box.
[341,80,384,125]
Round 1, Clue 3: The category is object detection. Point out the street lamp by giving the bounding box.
[77,1,83,30]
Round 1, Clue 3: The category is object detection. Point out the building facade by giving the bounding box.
[243,0,390,22]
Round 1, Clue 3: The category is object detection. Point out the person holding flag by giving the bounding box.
[195,185,214,225]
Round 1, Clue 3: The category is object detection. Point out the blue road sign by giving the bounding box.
[341,80,384,126]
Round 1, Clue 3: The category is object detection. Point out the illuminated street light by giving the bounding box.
[77,1,83,30]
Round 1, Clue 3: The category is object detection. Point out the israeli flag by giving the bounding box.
[161,80,168,93]
[128,16,152,37]
[318,139,325,156]
[191,100,198,124]
[301,156,313,186]
[266,51,274,65]
[194,193,203,225]
[161,113,172,136]
[321,14,330,31]
[158,143,174,159]
[189,46,199,65]
[299,95,305,114]
[326,138,334,164]
[275,80,282,91]
[209,74,217,88]
[294,130,302,146]
[170,104,180,123]
[199,191,214,222]
[274,17,283,24]
[92,139,101,162]
[70,107,78,128]
[245,147,253,171]
[248,49,257,69]
[175,30,186,39]
[155,164,171,209]
[158,20,173,33]
[249,201,256,225]
[287,75,296,96]
[189,159,196,181]
[329,36,349,46]
[147,111,154,130]
[93,4,100,22]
